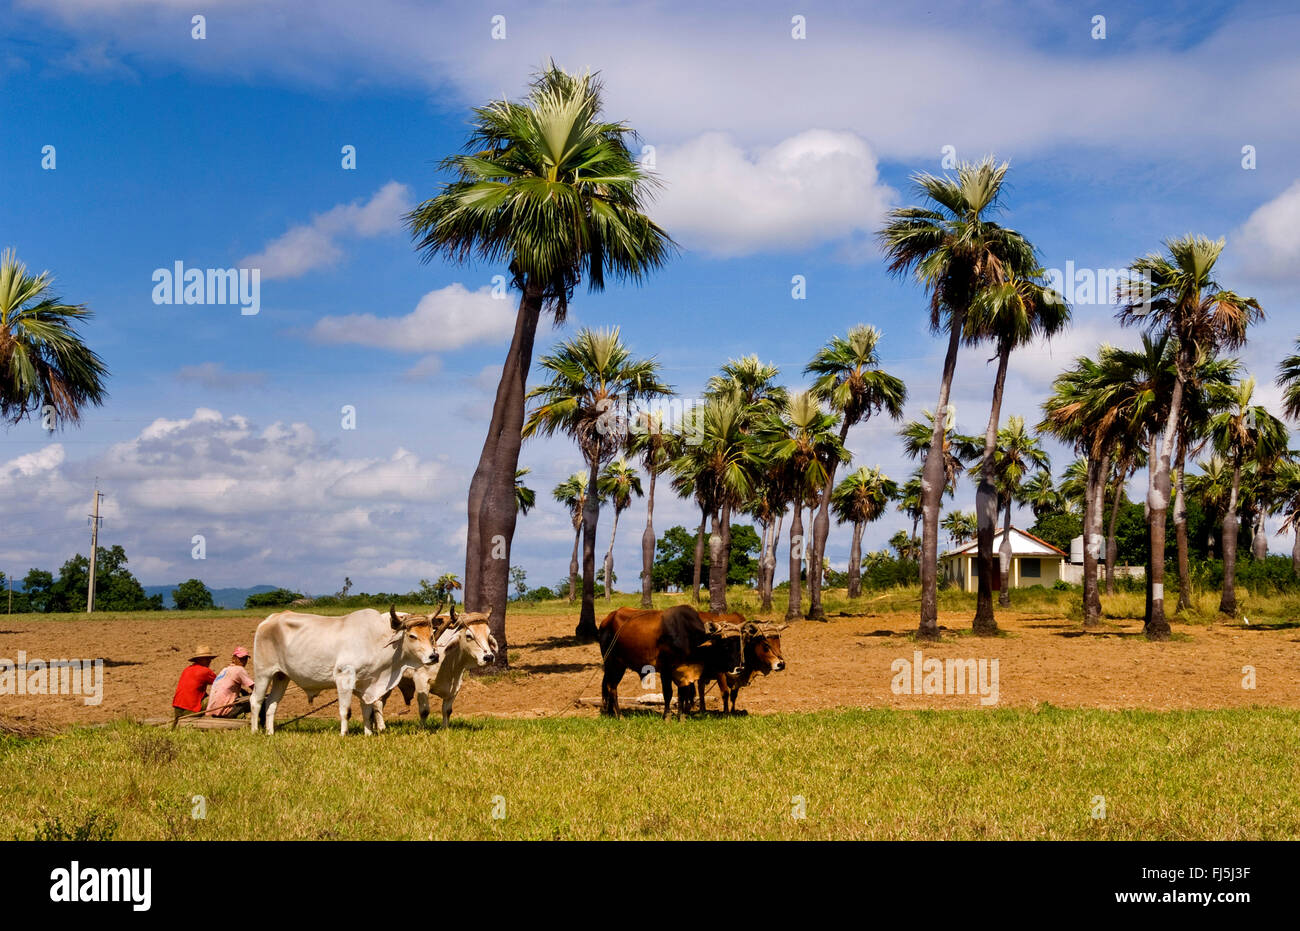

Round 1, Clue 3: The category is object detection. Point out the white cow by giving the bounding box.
[383,608,498,728]
[250,606,445,735]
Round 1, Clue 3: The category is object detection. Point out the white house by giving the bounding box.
[940,527,1068,592]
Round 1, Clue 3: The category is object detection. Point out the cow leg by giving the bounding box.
[360,701,376,736]
[249,673,270,733]
[601,665,626,718]
[661,669,675,722]
[441,697,453,729]
[416,689,430,723]
[697,681,707,714]
[262,675,288,735]
[372,702,386,733]
[336,669,356,736]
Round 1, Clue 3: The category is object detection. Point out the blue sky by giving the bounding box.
[2,0,1298,595]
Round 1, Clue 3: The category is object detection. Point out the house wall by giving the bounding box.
[1059,564,1146,585]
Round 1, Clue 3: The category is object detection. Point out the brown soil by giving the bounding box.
[1,608,1297,730]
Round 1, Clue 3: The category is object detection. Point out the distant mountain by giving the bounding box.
[143,584,279,610]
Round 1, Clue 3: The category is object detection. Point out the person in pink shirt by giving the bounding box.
[207,647,255,718]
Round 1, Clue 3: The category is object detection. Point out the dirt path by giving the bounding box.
[1,607,1297,730]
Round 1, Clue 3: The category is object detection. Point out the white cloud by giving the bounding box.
[652,130,894,257]
[239,181,412,280]
[1234,179,1300,283]
[308,282,515,353]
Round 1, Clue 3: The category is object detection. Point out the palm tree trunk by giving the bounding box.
[464,282,543,664]
[708,506,728,612]
[975,342,1012,634]
[575,454,602,640]
[998,494,1013,606]
[809,422,851,622]
[1251,507,1268,560]
[1292,526,1300,577]
[1105,469,1124,597]
[568,523,580,603]
[847,520,864,599]
[1220,463,1242,616]
[1146,367,1186,640]
[786,504,805,621]
[920,318,964,640]
[640,469,657,608]
[1081,454,1108,626]
[1174,442,1192,611]
[692,506,706,602]
[603,507,622,602]
[761,510,784,613]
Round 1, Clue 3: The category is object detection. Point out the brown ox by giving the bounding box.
[681,615,788,714]
[596,605,743,720]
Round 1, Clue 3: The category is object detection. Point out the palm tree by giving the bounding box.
[1017,471,1061,519]
[941,511,978,547]
[988,416,1050,605]
[1276,337,1300,421]
[552,471,591,603]
[627,407,674,608]
[514,469,536,515]
[754,392,845,621]
[1187,455,1233,560]
[1272,459,1300,575]
[1206,377,1288,615]
[831,466,897,598]
[1117,235,1262,638]
[878,156,1038,640]
[524,327,671,638]
[598,457,643,601]
[0,249,109,427]
[408,65,674,656]
[1057,458,1089,515]
[899,412,978,494]
[805,325,906,620]
[897,473,926,544]
[966,269,1069,631]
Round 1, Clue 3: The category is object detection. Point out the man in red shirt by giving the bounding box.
[171,645,218,729]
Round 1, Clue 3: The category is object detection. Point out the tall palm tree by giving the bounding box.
[408,65,674,656]
[627,407,674,608]
[598,457,643,601]
[805,325,906,620]
[1276,337,1300,421]
[1057,458,1089,515]
[1187,455,1233,560]
[878,156,1038,640]
[941,510,978,547]
[755,392,845,621]
[552,471,591,603]
[966,269,1069,631]
[523,327,671,638]
[897,473,926,544]
[1272,459,1300,576]
[1116,235,1262,639]
[0,249,109,426]
[831,465,897,598]
[514,468,536,515]
[989,416,1050,604]
[687,398,759,612]
[1207,377,1288,615]
[899,412,979,494]
[1017,471,1061,520]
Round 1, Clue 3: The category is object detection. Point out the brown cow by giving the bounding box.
[596,605,743,720]
[683,617,788,714]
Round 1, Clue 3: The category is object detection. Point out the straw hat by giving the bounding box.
[189,644,218,662]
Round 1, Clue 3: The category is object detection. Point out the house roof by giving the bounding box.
[941,526,1068,559]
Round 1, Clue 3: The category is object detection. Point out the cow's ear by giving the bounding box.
[390,605,401,630]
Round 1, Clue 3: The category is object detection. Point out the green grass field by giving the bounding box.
[3,708,1296,840]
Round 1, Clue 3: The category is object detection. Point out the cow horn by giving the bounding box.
[389,604,402,631]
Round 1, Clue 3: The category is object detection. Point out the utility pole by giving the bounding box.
[87,486,103,613]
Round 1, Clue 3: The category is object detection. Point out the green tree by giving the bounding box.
[878,156,1038,640]
[514,469,536,515]
[552,471,595,604]
[598,457,643,600]
[805,325,906,619]
[831,465,897,598]
[407,64,674,659]
[0,249,110,427]
[173,578,215,611]
[651,524,760,590]
[245,588,304,609]
[524,327,671,639]
[1117,234,1262,638]
[989,415,1050,605]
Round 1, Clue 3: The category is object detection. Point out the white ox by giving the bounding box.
[250,606,444,736]
[383,608,498,728]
